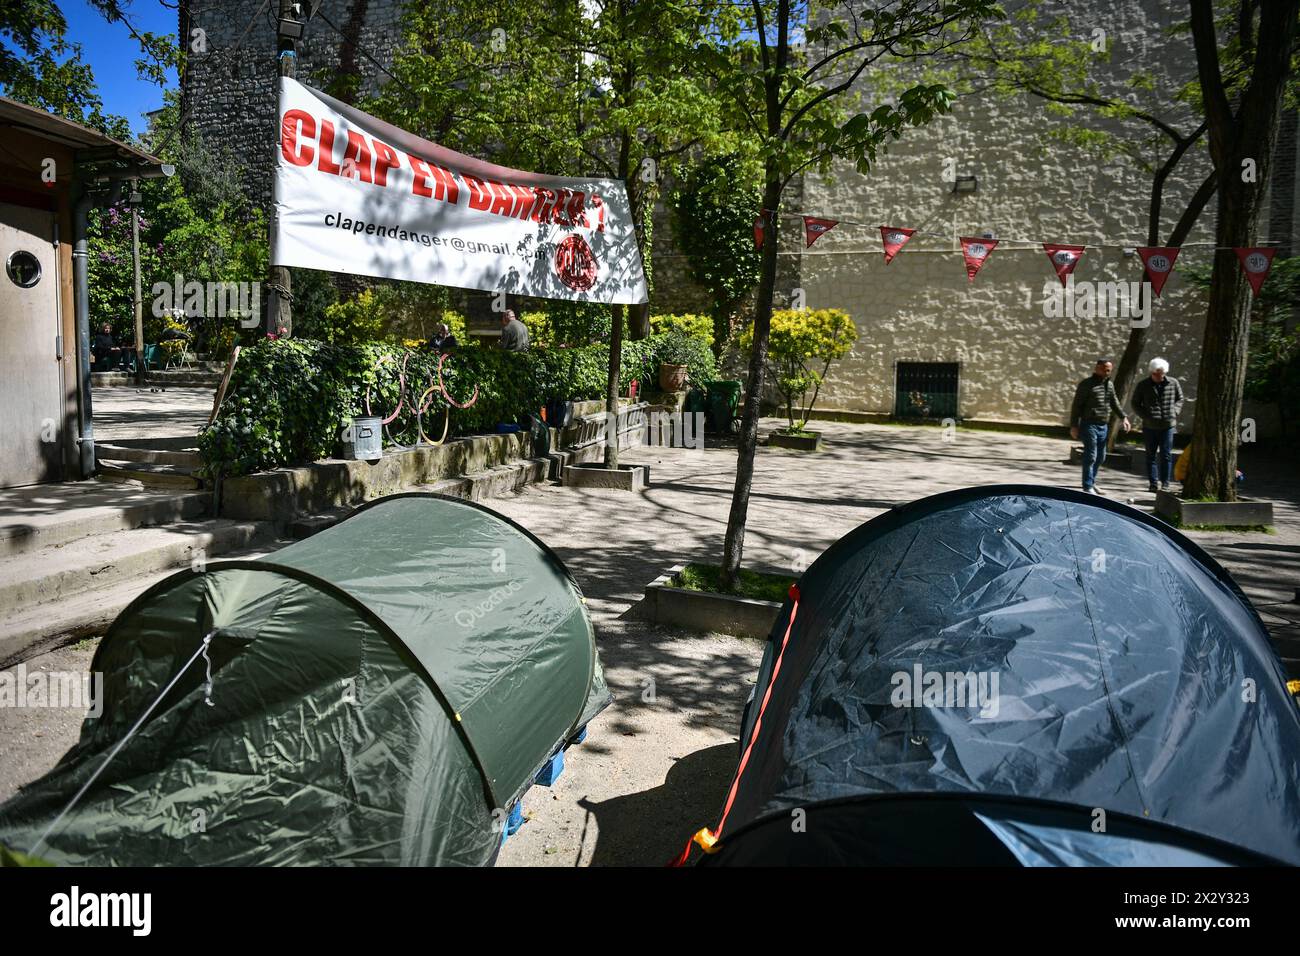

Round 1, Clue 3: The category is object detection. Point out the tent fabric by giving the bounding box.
[0,493,608,866]
[706,485,1300,866]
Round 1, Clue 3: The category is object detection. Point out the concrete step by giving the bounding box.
[97,460,202,490]
[0,487,209,558]
[0,531,287,666]
[0,518,268,622]
[96,442,201,469]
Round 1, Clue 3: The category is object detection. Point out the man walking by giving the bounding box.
[498,309,529,352]
[1069,358,1130,495]
[1130,357,1184,493]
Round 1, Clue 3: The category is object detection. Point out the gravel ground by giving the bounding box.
[3,419,1296,866]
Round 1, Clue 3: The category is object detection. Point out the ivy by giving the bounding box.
[199,330,716,477]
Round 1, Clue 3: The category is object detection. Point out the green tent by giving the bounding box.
[0,493,609,866]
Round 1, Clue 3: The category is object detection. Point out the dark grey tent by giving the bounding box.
[0,493,608,866]
[692,485,1300,866]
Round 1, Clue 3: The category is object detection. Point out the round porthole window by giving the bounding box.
[6,250,42,288]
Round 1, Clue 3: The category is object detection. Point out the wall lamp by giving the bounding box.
[951,175,978,194]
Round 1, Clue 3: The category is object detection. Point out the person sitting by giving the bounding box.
[429,322,457,352]
[92,323,118,369]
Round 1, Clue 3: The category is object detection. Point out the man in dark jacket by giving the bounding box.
[1069,358,1130,495]
[428,322,457,353]
[1130,357,1184,493]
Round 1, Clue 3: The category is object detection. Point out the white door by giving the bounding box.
[0,202,64,488]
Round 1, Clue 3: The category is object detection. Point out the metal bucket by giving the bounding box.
[345,416,383,461]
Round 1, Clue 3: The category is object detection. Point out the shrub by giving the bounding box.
[738,308,857,431]
[200,331,717,476]
[650,313,713,349]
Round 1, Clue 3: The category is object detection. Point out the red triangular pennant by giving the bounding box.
[803,217,837,248]
[754,208,772,250]
[1137,247,1180,297]
[1235,247,1276,295]
[959,237,998,283]
[1043,243,1086,286]
[880,226,915,264]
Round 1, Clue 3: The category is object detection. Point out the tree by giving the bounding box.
[672,154,764,356]
[709,0,997,591]
[738,307,857,430]
[0,0,173,134]
[946,2,1220,449]
[369,0,743,470]
[1184,0,1299,501]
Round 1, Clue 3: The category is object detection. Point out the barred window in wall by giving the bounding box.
[894,362,960,420]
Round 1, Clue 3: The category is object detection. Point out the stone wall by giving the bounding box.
[794,0,1295,429]
[180,0,406,207]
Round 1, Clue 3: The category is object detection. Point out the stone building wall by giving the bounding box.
[179,0,406,208]
[796,0,1231,428]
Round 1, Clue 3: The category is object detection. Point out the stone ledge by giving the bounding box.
[220,430,536,524]
[562,463,649,491]
[640,565,781,640]
[1154,491,1274,528]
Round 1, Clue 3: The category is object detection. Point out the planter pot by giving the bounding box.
[659,363,688,392]
[768,430,823,451]
[562,462,649,491]
[1154,490,1273,528]
[642,565,782,639]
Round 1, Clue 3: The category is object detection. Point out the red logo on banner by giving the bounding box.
[803,217,838,248]
[1043,244,1086,286]
[880,226,915,264]
[754,208,771,250]
[1137,247,1180,297]
[959,237,998,283]
[555,234,598,291]
[1235,247,1276,295]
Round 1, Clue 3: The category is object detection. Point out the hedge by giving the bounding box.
[199,331,716,477]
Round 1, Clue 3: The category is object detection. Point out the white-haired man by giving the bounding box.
[1130,357,1184,492]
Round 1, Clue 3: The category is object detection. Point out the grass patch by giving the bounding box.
[1177,522,1274,534]
[677,562,794,603]
[774,427,818,437]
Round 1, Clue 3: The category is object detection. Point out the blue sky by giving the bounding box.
[62,0,179,134]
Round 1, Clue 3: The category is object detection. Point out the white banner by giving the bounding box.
[271,78,648,304]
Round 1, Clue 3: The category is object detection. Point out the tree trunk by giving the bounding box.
[604,304,625,468]
[1184,190,1259,501]
[1184,0,1298,500]
[720,175,782,591]
[1108,146,1216,451]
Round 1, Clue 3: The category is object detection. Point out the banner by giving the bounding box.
[880,226,915,264]
[803,216,838,248]
[1137,247,1179,297]
[1043,243,1086,287]
[1235,247,1276,295]
[272,78,647,304]
[960,237,997,283]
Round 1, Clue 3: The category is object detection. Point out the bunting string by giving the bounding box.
[748,209,1282,292]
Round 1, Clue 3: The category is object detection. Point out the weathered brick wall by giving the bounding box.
[180,0,407,207]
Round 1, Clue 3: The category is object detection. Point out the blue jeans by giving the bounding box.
[1144,427,1174,485]
[1080,421,1108,490]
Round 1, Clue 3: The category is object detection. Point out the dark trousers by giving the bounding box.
[1144,427,1174,485]
[1080,421,1108,490]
